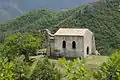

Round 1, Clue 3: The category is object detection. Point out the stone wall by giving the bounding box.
[54,36,84,57]
[84,30,93,57]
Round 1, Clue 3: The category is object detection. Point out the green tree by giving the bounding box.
[13,56,30,80]
[0,32,44,61]
[30,57,61,80]
[0,56,31,80]
[59,58,92,80]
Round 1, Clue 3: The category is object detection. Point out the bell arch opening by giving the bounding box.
[72,41,76,49]
[62,41,66,48]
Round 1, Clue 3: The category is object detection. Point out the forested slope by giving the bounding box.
[0,0,95,22]
[0,0,120,54]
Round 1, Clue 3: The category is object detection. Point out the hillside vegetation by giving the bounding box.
[0,0,94,22]
[0,0,120,54]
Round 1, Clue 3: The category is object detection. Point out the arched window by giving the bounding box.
[72,41,76,49]
[87,47,89,55]
[62,41,66,48]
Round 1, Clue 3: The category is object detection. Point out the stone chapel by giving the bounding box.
[45,28,97,58]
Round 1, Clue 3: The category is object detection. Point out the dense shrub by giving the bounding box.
[59,58,92,80]
[13,56,30,80]
[0,32,44,61]
[0,58,15,80]
[30,57,61,80]
[93,50,120,80]
[0,56,30,80]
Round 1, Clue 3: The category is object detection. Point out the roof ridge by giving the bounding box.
[54,28,92,36]
[59,28,88,29]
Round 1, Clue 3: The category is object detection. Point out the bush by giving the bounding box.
[30,57,61,80]
[13,56,30,80]
[93,50,120,80]
[0,32,44,61]
[0,58,15,80]
[0,56,30,80]
[59,58,92,80]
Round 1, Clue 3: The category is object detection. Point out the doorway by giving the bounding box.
[87,47,89,55]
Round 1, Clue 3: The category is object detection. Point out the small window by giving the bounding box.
[72,41,76,49]
[62,41,66,48]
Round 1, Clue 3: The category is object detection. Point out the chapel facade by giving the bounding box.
[46,28,97,58]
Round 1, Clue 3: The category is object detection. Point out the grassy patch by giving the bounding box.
[83,55,108,71]
[30,55,108,72]
[85,55,108,66]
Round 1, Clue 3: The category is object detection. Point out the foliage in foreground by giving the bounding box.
[30,58,61,80]
[0,58,14,80]
[0,51,120,80]
[59,51,120,80]
[94,51,120,80]
[0,56,61,80]
[0,56,29,80]
[59,58,92,80]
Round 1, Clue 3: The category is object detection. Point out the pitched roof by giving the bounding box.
[54,28,91,36]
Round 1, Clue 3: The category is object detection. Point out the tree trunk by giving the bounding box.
[25,53,29,61]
